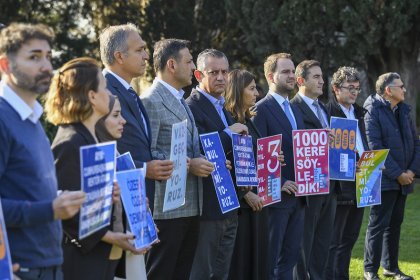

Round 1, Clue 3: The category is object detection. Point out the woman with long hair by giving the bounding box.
[45,57,142,280]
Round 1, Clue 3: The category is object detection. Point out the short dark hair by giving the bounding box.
[196,49,228,71]
[331,66,360,88]
[0,23,54,56]
[375,72,401,95]
[295,60,320,80]
[153,38,190,73]
[263,52,292,80]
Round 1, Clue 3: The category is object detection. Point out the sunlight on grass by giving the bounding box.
[349,184,420,279]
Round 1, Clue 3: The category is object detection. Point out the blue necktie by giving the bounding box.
[128,87,149,137]
[283,100,297,130]
[313,100,328,128]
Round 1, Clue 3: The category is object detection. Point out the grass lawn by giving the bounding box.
[349,184,420,279]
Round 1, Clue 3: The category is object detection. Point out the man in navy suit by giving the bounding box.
[99,23,174,211]
[186,49,248,280]
[252,53,306,280]
[291,60,336,280]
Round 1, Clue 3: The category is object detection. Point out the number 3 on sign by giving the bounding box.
[267,139,281,173]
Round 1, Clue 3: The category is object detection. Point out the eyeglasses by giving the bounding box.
[340,86,361,94]
[203,69,229,77]
[387,84,405,90]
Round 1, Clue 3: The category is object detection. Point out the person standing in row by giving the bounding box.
[141,39,214,280]
[252,53,306,280]
[0,23,85,280]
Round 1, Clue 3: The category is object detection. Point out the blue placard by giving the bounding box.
[329,117,358,181]
[0,199,13,280]
[200,132,240,214]
[79,142,116,239]
[116,169,158,249]
[116,152,158,247]
[232,134,258,186]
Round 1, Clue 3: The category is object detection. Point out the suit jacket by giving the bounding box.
[252,94,306,208]
[186,88,237,220]
[290,92,338,195]
[103,70,156,210]
[51,123,112,259]
[326,97,369,202]
[141,80,203,219]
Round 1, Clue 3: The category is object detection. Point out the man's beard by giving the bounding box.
[9,62,52,94]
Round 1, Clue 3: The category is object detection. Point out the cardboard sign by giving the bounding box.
[232,133,258,187]
[0,199,13,280]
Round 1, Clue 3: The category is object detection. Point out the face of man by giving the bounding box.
[173,47,196,89]
[121,31,149,78]
[6,39,53,95]
[197,56,229,97]
[335,80,360,108]
[301,66,324,99]
[270,58,295,95]
[386,78,406,104]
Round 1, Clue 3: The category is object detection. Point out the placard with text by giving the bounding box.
[0,199,13,280]
[232,133,258,187]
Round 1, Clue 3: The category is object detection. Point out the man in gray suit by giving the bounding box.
[141,39,214,280]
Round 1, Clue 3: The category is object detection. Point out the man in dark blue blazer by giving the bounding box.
[99,24,174,211]
[252,53,306,280]
[291,60,336,280]
[186,49,248,280]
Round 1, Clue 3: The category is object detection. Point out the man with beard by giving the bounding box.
[141,39,215,280]
[252,53,306,280]
[0,23,86,280]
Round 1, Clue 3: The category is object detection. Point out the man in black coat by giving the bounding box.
[363,72,420,280]
[324,67,369,280]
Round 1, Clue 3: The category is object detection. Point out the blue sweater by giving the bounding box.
[0,98,62,268]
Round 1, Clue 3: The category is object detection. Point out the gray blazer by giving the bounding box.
[141,80,203,219]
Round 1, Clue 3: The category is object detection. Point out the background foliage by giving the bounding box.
[1,0,420,138]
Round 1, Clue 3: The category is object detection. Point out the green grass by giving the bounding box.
[349,184,420,279]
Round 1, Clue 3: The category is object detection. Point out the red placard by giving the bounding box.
[257,134,282,206]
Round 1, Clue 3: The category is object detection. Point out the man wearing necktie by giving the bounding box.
[252,53,306,280]
[186,49,248,280]
[99,24,174,214]
[291,60,336,280]
[141,39,215,280]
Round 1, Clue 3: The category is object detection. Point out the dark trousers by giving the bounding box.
[325,203,364,280]
[228,207,269,280]
[364,191,407,273]
[16,266,62,280]
[294,193,337,280]
[268,203,305,280]
[190,215,238,280]
[145,216,200,280]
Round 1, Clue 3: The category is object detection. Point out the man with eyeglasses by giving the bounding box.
[186,49,248,280]
[362,72,420,280]
[324,67,369,280]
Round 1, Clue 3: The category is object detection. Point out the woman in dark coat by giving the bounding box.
[45,57,143,280]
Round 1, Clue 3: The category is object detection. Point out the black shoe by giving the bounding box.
[383,268,413,280]
[364,271,381,280]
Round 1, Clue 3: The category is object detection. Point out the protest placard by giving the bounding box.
[0,199,13,280]
[200,132,240,213]
[163,120,188,212]
[232,133,258,187]
[116,169,158,249]
[293,129,330,196]
[79,142,116,239]
[257,134,282,206]
[329,117,358,181]
[356,149,389,208]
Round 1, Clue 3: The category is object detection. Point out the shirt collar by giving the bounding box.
[0,81,43,123]
[104,69,132,90]
[269,91,289,105]
[339,103,354,116]
[197,87,225,106]
[156,78,185,100]
[298,92,319,108]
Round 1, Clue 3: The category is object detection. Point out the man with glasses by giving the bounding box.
[325,67,369,280]
[362,73,420,280]
[186,49,248,280]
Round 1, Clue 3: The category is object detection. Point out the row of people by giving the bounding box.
[1,21,419,280]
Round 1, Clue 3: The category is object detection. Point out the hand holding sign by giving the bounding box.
[189,157,214,177]
[53,190,86,220]
[146,160,173,180]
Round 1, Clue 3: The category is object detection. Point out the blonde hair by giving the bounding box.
[45,57,101,125]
